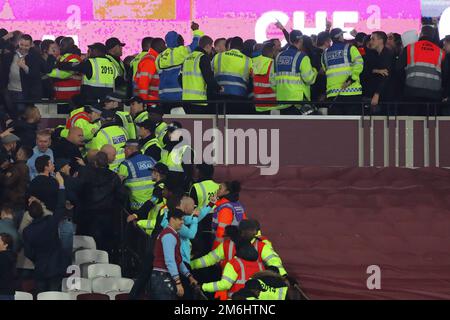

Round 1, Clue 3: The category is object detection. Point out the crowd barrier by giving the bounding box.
[29,99,450,169]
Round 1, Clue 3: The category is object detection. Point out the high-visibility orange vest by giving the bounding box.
[406,40,444,93]
[253,59,276,110]
[54,54,82,100]
[134,49,160,101]
[228,257,264,298]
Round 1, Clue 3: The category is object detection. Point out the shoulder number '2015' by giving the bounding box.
[101,66,114,75]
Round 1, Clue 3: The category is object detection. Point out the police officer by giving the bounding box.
[182,35,221,114]
[136,119,162,161]
[105,37,127,98]
[59,42,117,100]
[160,122,194,191]
[101,93,137,140]
[133,163,168,234]
[148,104,168,147]
[118,139,157,212]
[89,110,128,173]
[233,271,289,300]
[274,30,317,115]
[322,28,364,115]
[60,102,102,143]
[156,22,204,112]
[213,37,253,114]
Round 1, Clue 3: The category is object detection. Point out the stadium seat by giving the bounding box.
[76,293,110,300]
[87,263,122,279]
[37,291,72,300]
[14,291,33,300]
[74,249,109,265]
[114,293,130,300]
[61,277,92,293]
[73,235,97,252]
[92,278,134,296]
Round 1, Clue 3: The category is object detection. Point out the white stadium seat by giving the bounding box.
[61,277,92,293]
[73,235,97,252]
[14,291,33,300]
[74,249,109,265]
[37,291,72,300]
[92,278,134,298]
[87,263,122,279]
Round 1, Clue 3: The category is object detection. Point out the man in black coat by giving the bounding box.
[51,126,84,175]
[23,172,69,293]
[0,34,56,120]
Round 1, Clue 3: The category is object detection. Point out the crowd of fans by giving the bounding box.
[0,18,447,300]
[0,19,448,120]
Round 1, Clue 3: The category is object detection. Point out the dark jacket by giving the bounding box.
[0,50,56,99]
[1,161,29,210]
[0,250,16,295]
[51,137,83,174]
[29,174,59,212]
[79,165,126,212]
[140,134,161,162]
[362,47,394,99]
[22,189,69,280]
[13,119,38,148]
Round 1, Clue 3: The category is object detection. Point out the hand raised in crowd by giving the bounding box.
[350,29,358,37]
[176,283,185,297]
[275,21,285,31]
[75,157,86,166]
[0,127,14,138]
[55,172,65,187]
[191,21,199,31]
[2,32,14,41]
[326,20,332,31]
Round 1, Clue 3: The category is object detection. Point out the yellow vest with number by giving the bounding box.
[83,57,116,89]
[190,180,220,209]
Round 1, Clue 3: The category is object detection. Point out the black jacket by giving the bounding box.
[22,189,69,280]
[13,119,38,148]
[362,47,394,99]
[29,175,59,212]
[140,134,161,162]
[0,50,56,99]
[79,165,126,212]
[0,250,15,295]
[51,137,83,174]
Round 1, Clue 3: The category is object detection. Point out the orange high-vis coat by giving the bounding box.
[212,198,247,250]
[253,60,276,109]
[134,48,160,101]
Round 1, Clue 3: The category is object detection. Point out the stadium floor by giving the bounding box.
[215,166,450,299]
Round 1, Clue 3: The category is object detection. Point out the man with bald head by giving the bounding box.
[51,126,84,174]
[100,144,117,171]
